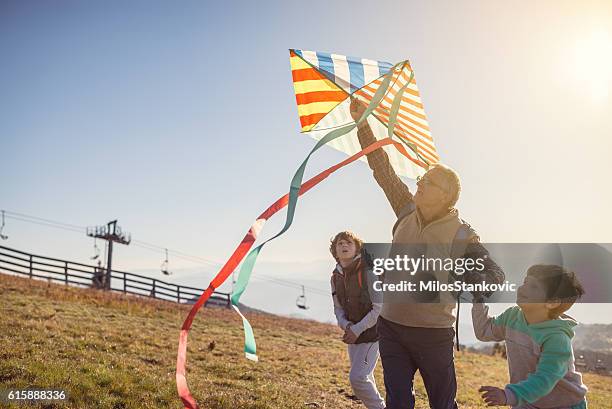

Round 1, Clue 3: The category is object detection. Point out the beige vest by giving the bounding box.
[381,207,474,328]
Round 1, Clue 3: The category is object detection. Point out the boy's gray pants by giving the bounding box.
[348,341,386,409]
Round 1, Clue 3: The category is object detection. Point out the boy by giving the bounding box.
[330,231,385,409]
[472,264,588,408]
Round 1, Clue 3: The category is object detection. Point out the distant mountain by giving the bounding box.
[574,323,612,352]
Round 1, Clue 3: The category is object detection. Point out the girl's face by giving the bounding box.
[336,238,357,260]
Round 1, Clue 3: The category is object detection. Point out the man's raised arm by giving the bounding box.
[351,98,413,217]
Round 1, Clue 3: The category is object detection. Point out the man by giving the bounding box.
[350,98,505,409]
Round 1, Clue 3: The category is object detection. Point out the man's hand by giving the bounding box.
[350,97,367,123]
[342,325,358,344]
[479,386,507,406]
[464,270,484,285]
[464,270,487,302]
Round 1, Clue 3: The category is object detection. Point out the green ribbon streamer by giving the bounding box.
[231,61,408,360]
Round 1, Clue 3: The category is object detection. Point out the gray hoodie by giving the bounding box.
[472,303,587,408]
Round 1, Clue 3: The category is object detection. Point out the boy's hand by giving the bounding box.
[350,97,367,122]
[479,386,507,406]
[342,325,358,344]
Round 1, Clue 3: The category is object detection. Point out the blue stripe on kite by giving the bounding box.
[346,56,365,93]
[316,51,335,83]
[378,61,393,76]
[294,49,303,58]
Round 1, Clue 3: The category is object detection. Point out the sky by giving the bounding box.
[1,0,612,329]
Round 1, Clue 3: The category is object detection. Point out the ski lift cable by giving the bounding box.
[0,211,296,276]
[1,214,215,268]
[133,239,329,294]
[251,275,328,296]
[259,274,328,294]
[250,274,326,292]
[1,209,331,294]
[2,210,85,231]
[0,210,273,274]
[6,210,325,293]
[3,213,84,234]
[131,242,219,267]
[1,211,208,266]
[130,237,221,265]
[246,276,331,297]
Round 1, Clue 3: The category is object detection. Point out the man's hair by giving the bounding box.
[526,264,585,318]
[329,231,363,261]
[431,163,461,209]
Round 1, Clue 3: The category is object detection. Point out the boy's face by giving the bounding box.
[516,275,548,304]
[517,275,561,315]
[335,238,357,261]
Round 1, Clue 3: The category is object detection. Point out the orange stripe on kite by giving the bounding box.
[366,83,422,107]
[295,91,347,105]
[292,68,328,82]
[359,84,425,111]
[299,112,328,129]
[363,92,432,135]
[375,109,438,154]
[398,70,418,86]
[395,131,439,162]
[393,132,439,163]
[362,75,420,98]
[384,109,433,140]
[376,93,429,122]
[380,96,430,125]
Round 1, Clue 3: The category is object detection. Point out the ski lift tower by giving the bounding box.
[86,220,131,290]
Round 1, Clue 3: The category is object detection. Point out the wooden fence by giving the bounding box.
[0,245,230,307]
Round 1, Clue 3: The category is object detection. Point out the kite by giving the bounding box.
[290,49,439,178]
[176,50,439,409]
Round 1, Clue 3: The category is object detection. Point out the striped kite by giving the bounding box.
[289,49,439,178]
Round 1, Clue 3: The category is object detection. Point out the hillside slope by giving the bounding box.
[1,274,611,408]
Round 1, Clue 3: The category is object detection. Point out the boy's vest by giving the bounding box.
[332,259,378,344]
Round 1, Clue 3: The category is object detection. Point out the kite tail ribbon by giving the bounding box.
[229,61,405,362]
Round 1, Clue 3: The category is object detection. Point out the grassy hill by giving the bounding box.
[1,273,611,409]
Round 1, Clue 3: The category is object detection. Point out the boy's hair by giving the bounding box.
[526,264,585,318]
[329,231,363,261]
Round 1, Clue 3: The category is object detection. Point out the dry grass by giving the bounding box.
[1,273,610,408]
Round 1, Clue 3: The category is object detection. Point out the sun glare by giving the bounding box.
[573,29,612,101]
